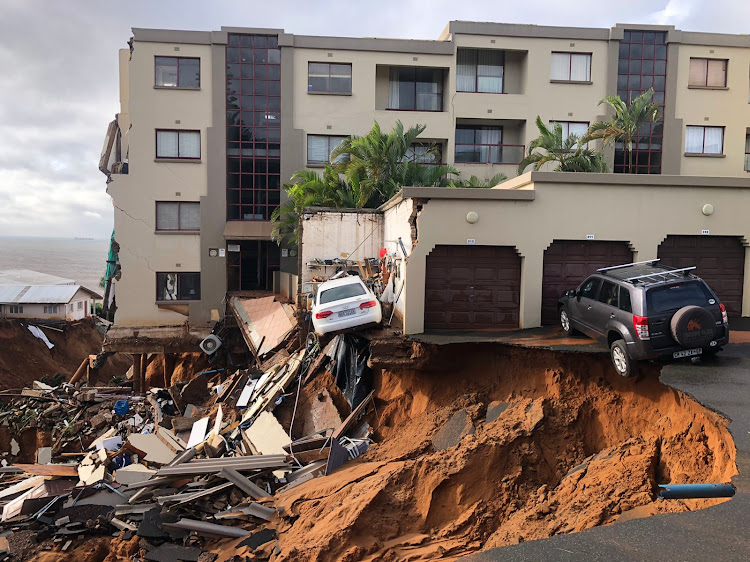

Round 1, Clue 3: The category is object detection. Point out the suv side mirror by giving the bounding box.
[567,289,578,298]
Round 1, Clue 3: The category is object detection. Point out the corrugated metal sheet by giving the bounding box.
[19,285,81,304]
[0,286,26,303]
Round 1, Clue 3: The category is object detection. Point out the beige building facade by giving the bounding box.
[100,21,750,331]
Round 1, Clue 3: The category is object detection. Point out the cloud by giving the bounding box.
[1,0,749,238]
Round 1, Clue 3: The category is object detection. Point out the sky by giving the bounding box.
[0,0,747,239]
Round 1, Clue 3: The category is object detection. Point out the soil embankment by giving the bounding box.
[0,319,130,389]
[273,344,737,561]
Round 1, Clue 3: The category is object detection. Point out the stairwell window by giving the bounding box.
[685,126,724,155]
[744,134,750,171]
[156,202,200,231]
[156,272,201,302]
[456,49,504,93]
[156,130,201,160]
[688,58,727,88]
[154,56,200,88]
[550,52,592,82]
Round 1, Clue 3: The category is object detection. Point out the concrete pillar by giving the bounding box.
[140,355,148,395]
[132,354,142,395]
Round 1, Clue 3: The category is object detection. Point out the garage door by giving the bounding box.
[424,245,521,330]
[542,240,633,325]
[658,235,745,317]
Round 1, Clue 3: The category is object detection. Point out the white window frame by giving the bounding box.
[155,130,201,160]
[685,126,724,155]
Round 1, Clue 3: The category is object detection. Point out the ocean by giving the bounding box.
[0,237,110,293]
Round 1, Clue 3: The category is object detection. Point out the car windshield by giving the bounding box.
[646,282,713,314]
[319,282,366,305]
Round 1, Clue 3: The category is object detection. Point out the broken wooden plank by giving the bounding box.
[11,464,77,477]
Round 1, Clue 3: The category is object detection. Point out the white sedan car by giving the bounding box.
[312,276,382,335]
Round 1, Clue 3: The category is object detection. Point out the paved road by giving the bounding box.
[463,342,750,562]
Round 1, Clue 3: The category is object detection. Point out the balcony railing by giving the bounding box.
[454,143,525,165]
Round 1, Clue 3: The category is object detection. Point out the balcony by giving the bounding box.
[99,118,129,179]
[375,65,448,112]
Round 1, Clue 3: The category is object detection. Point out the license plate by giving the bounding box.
[673,348,703,359]
[338,308,356,318]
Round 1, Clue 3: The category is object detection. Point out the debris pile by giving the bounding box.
[0,327,378,560]
[0,331,737,560]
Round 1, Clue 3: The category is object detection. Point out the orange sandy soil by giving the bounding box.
[0,319,130,390]
[268,345,736,561]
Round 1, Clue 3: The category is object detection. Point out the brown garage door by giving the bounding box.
[658,235,745,317]
[424,245,521,330]
[542,240,633,325]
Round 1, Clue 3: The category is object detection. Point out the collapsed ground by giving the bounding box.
[270,344,737,561]
[0,323,737,561]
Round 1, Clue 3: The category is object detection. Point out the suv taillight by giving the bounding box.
[315,310,333,319]
[633,315,650,340]
[719,303,729,326]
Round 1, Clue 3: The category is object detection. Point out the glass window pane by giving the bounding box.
[550,52,570,81]
[704,127,723,154]
[331,64,351,77]
[155,57,178,87]
[156,131,178,158]
[268,49,280,64]
[178,273,201,300]
[455,144,478,163]
[307,135,329,163]
[178,58,200,88]
[179,203,201,230]
[569,122,589,138]
[707,60,727,87]
[570,54,590,81]
[456,49,477,92]
[156,202,179,230]
[689,58,707,86]
[455,128,475,144]
[308,76,328,92]
[685,126,704,153]
[330,77,351,93]
[178,132,200,158]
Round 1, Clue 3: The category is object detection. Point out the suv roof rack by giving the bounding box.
[597,259,660,273]
[625,266,696,283]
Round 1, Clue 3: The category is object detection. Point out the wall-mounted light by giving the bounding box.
[466,211,479,224]
[702,203,714,216]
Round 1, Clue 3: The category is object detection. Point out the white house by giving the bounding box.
[0,285,102,321]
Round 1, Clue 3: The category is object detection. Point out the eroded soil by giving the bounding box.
[272,344,737,561]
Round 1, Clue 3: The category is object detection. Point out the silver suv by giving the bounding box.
[558,260,730,378]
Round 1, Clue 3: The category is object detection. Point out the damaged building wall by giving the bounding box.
[382,197,415,322]
[401,175,750,334]
[106,39,213,328]
[300,210,384,295]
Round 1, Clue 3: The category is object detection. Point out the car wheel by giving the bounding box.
[610,340,635,378]
[560,307,575,336]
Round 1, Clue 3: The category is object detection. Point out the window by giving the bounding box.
[456,49,504,93]
[597,281,619,307]
[154,56,200,88]
[156,272,201,301]
[406,142,442,165]
[578,277,601,299]
[9,305,22,314]
[78,301,83,310]
[319,282,366,305]
[685,126,724,154]
[307,135,347,165]
[156,202,201,231]
[388,67,443,111]
[688,58,727,88]
[43,305,59,314]
[455,126,502,164]
[619,287,632,313]
[551,52,592,82]
[550,121,589,148]
[646,282,712,314]
[156,130,200,159]
[308,62,352,94]
[745,134,750,171]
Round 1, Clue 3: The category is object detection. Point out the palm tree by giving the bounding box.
[518,117,608,174]
[584,88,661,173]
[450,172,508,188]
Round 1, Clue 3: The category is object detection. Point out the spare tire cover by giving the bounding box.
[670,305,716,348]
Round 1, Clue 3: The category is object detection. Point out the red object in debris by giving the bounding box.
[379,248,387,258]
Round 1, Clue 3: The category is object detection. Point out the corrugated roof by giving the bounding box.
[0,285,102,304]
[0,286,26,303]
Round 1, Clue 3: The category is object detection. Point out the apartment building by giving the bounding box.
[99,21,750,331]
